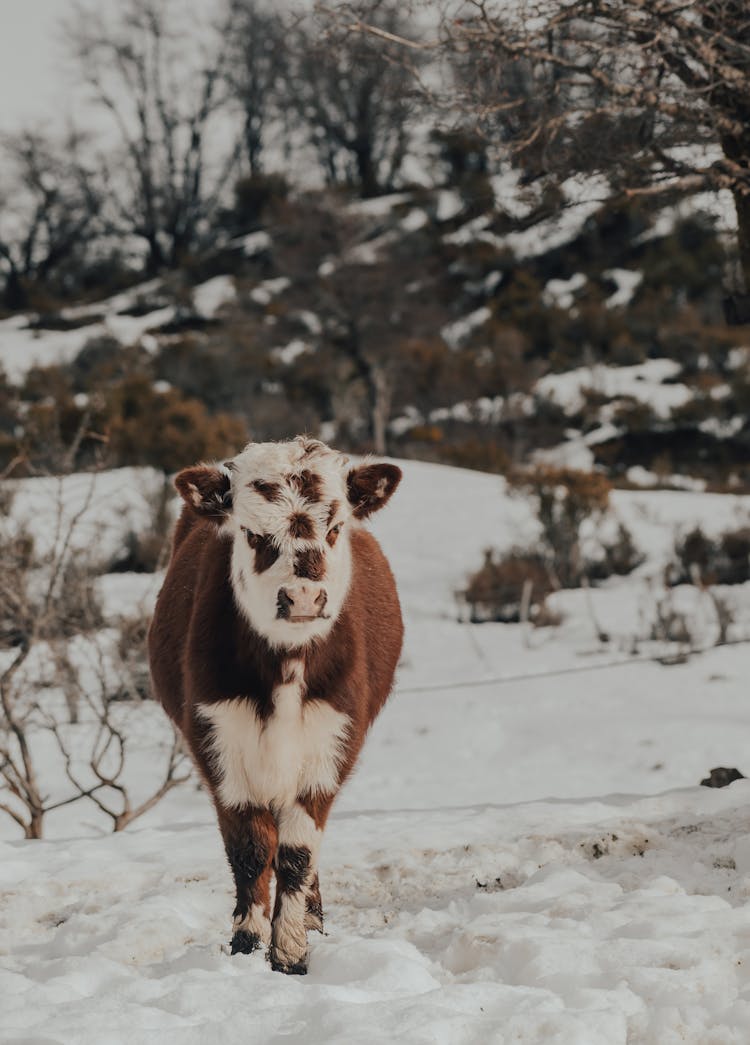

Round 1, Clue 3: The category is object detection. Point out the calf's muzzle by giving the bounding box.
[277,585,328,622]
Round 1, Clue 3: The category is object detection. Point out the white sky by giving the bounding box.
[0,0,225,132]
[0,0,74,128]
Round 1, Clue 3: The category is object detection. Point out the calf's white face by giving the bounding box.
[175,437,401,648]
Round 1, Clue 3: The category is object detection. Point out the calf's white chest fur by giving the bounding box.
[197,660,350,811]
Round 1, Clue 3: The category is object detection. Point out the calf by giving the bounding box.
[148,437,403,973]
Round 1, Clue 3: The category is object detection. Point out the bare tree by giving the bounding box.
[343,1,750,304]
[66,0,242,273]
[0,481,189,838]
[439,1,750,304]
[0,130,102,309]
[288,1,423,197]
[45,632,190,833]
[267,195,452,453]
[225,0,288,177]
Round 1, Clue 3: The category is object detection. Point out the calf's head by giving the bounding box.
[175,437,401,647]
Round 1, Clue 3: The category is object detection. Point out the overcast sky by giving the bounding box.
[0,0,225,132]
[0,0,74,128]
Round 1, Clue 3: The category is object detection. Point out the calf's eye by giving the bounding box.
[326,522,343,547]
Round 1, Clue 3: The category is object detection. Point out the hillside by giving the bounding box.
[2,175,750,491]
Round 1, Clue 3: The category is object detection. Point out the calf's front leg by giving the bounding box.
[270,797,332,974]
[217,804,278,955]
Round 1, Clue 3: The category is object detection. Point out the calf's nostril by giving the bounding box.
[315,590,327,609]
[277,588,293,618]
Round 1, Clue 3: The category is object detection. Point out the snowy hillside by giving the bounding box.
[3,459,750,1042]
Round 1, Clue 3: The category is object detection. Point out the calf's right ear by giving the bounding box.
[175,465,233,518]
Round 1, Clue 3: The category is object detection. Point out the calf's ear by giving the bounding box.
[347,463,402,519]
[175,465,233,518]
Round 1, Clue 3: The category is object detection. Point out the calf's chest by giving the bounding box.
[197,660,350,810]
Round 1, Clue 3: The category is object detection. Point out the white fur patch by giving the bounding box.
[197,661,350,811]
[234,903,271,946]
[272,892,308,966]
[272,805,321,966]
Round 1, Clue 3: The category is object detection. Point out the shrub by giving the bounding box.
[462,548,554,623]
[439,437,512,475]
[670,524,750,586]
[104,375,248,472]
[509,467,611,587]
[589,522,645,580]
[231,173,289,229]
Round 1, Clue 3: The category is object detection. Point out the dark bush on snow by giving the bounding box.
[461,548,555,623]
[669,524,750,586]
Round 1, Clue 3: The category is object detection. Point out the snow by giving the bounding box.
[542,272,587,310]
[504,175,610,260]
[535,359,692,419]
[435,189,464,222]
[441,306,492,350]
[271,339,312,366]
[603,268,643,308]
[5,782,750,1044]
[346,192,413,217]
[192,275,236,318]
[401,208,429,232]
[6,459,750,1041]
[635,189,737,245]
[533,423,622,471]
[3,466,168,565]
[250,276,291,306]
[235,230,272,257]
[0,296,175,384]
[444,175,610,261]
[491,167,541,221]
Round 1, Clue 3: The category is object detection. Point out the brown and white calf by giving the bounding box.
[148,437,403,974]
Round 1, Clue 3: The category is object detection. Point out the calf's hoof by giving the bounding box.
[231,929,262,955]
[270,953,308,975]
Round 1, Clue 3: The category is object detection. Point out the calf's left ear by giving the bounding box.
[174,464,233,518]
[347,463,402,519]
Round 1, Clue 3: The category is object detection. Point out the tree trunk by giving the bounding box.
[732,187,750,293]
[145,234,166,276]
[26,810,44,839]
[367,365,391,456]
[2,268,27,310]
[355,142,380,199]
[722,187,750,324]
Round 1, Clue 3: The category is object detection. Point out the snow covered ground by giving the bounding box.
[3,459,750,1043]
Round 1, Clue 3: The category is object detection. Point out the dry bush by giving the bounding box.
[589,522,645,580]
[439,437,512,475]
[462,548,554,623]
[649,591,695,648]
[669,525,750,586]
[0,485,188,838]
[230,172,289,230]
[104,374,248,471]
[509,467,612,588]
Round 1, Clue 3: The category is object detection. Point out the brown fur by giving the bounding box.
[252,479,283,502]
[287,469,324,503]
[294,546,326,581]
[247,532,281,574]
[288,512,316,540]
[148,485,403,971]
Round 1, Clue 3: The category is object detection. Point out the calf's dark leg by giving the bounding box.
[217,804,278,955]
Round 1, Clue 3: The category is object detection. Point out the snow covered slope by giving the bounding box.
[3,458,750,1043]
[4,786,750,1044]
